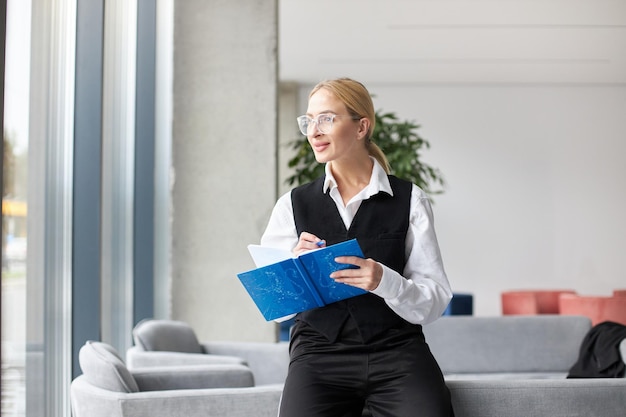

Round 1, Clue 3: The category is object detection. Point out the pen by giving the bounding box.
[316,240,326,247]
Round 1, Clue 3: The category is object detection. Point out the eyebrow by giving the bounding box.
[305,110,338,117]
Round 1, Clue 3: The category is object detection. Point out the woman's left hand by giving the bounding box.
[330,256,383,291]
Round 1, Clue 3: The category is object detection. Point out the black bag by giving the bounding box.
[567,321,626,378]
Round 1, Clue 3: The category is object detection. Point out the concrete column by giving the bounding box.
[278,82,301,197]
[172,0,278,342]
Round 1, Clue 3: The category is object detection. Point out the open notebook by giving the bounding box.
[237,239,367,321]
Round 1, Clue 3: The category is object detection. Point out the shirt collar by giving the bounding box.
[322,157,394,197]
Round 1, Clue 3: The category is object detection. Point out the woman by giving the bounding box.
[261,78,454,417]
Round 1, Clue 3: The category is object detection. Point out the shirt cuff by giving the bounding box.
[370,263,403,299]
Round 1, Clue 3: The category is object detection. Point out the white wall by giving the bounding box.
[364,84,626,316]
[290,83,626,317]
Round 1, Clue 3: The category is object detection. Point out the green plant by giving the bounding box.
[285,109,445,196]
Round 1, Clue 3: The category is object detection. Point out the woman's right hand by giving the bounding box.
[293,232,326,255]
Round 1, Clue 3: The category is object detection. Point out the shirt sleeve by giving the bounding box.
[370,184,453,325]
[260,191,298,251]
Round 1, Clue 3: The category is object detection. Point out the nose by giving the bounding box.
[309,120,323,136]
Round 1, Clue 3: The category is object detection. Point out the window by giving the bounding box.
[2,1,32,415]
[1,1,162,415]
[3,1,76,415]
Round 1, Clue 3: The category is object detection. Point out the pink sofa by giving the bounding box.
[501,290,576,315]
[559,293,626,326]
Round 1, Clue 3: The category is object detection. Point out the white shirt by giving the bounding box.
[261,158,452,325]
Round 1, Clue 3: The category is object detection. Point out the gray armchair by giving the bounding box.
[127,319,289,385]
[71,340,283,417]
[126,319,246,368]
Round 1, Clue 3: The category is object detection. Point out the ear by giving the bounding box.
[357,118,371,140]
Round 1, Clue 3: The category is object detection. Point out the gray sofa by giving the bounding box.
[430,315,626,416]
[424,314,592,379]
[126,319,289,386]
[447,378,626,417]
[71,340,284,417]
[73,316,626,417]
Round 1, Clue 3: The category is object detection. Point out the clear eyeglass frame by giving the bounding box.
[296,113,361,136]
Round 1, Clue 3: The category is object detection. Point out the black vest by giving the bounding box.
[291,175,413,342]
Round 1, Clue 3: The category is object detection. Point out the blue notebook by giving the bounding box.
[237,239,367,321]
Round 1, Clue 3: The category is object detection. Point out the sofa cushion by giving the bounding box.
[133,319,203,353]
[79,341,139,393]
[131,364,255,391]
[447,378,626,417]
[423,315,592,374]
[443,371,568,380]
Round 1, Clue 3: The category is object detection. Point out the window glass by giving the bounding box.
[2,1,31,416]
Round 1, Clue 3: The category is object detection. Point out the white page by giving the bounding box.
[247,244,325,268]
[247,245,294,268]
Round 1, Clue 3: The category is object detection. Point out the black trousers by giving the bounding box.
[278,317,454,417]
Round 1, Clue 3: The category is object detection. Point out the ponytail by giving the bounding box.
[367,141,390,174]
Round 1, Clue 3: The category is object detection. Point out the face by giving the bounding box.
[305,88,368,164]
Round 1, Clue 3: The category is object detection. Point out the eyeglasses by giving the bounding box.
[296,113,361,136]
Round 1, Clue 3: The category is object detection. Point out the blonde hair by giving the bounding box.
[309,78,391,174]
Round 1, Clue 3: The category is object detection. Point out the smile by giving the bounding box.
[312,142,330,152]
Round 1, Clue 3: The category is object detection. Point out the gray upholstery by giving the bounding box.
[127,319,248,370]
[126,346,246,369]
[203,341,289,386]
[71,340,275,417]
[79,340,139,393]
[133,319,203,353]
[71,377,283,417]
[127,319,289,386]
[132,364,255,391]
[448,379,626,417]
[430,316,626,416]
[423,315,592,378]
[74,316,626,417]
[71,375,626,417]
[77,340,255,391]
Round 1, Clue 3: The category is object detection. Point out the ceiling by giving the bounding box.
[279,0,626,85]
